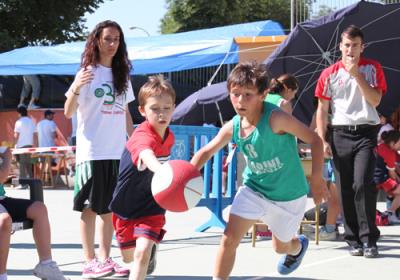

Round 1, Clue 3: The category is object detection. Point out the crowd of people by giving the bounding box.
[1,21,399,280]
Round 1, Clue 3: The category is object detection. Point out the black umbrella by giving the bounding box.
[265,1,400,124]
[172,82,236,126]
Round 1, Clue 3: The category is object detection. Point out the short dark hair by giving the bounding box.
[227,61,270,95]
[17,105,27,116]
[44,110,55,117]
[341,25,364,43]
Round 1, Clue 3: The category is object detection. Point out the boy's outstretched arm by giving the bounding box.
[270,110,329,205]
[138,149,163,173]
[191,121,233,170]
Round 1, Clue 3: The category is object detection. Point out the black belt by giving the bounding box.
[332,124,378,132]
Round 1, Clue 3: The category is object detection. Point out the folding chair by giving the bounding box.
[11,178,44,233]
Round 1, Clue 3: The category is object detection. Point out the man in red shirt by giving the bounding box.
[315,25,387,258]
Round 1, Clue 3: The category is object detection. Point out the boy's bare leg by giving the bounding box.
[326,183,341,227]
[271,235,302,256]
[98,213,113,261]
[81,208,96,261]
[389,188,400,212]
[214,214,255,280]
[121,248,134,264]
[27,202,52,261]
[129,237,155,280]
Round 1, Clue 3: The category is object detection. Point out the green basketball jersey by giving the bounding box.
[232,102,309,201]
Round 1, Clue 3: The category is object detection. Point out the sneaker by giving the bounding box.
[103,258,130,277]
[277,235,309,275]
[33,261,68,280]
[81,258,113,279]
[147,244,158,275]
[319,227,337,241]
[363,243,379,258]
[387,211,400,224]
[28,104,41,109]
[349,245,364,256]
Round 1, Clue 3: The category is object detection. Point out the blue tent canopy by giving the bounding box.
[0,20,284,76]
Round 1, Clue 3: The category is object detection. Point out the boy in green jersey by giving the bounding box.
[191,62,328,279]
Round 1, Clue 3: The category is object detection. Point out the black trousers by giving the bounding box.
[331,125,380,247]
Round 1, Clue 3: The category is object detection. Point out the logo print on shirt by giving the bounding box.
[94,83,115,105]
[244,144,258,158]
[247,157,284,174]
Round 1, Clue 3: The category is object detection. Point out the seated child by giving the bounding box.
[0,147,68,280]
[374,130,400,224]
[109,75,176,280]
[190,62,328,279]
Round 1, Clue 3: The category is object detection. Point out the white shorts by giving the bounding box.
[0,203,7,214]
[230,186,307,242]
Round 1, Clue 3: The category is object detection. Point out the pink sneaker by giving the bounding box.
[104,258,130,277]
[82,258,114,279]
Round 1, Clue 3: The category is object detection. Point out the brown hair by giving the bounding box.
[81,20,132,96]
[341,25,364,43]
[138,75,176,107]
[268,73,299,95]
[227,61,270,95]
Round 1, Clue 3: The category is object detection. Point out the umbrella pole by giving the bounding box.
[215,102,224,126]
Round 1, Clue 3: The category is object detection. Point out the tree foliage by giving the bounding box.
[0,0,105,53]
[160,0,294,34]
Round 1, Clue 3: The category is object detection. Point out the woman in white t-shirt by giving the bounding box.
[64,20,134,278]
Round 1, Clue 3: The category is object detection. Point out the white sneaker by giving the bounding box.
[28,104,41,109]
[388,212,400,224]
[319,227,337,241]
[33,261,69,280]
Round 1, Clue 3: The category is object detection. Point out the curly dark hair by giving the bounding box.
[81,20,132,96]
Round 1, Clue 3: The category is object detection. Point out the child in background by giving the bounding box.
[319,160,341,240]
[109,75,176,280]
[309,98,341,241]
[0,148,68,280]
[190,62,328,279]
[374,130,400,224]
[265,73,299,114]
[377,113,394,143]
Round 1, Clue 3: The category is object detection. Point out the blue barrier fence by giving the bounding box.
[169,125,237,232]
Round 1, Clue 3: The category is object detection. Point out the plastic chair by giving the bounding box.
[11,178,44,233]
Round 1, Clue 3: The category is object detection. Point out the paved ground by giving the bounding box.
[5,187,400,280]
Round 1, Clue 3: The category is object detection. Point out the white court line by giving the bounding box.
[245,252,351,280]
